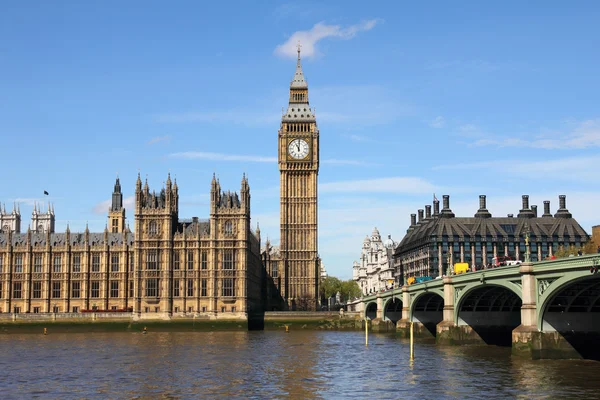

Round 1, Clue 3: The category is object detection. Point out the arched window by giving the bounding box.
[149,221,157,235]
[224,221,233,235]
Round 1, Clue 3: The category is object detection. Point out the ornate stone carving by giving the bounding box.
[455,287,462,301]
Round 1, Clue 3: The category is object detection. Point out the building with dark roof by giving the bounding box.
[0,174,263,318]
[393,194,590,284]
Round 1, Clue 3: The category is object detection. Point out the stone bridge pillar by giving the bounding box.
[376,294,383,320]
[512,262,540,357]
[395,285,411,337]
[436,276,456,342]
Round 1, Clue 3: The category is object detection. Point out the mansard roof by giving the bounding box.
[396,215,590,255]
[176,218,210,236]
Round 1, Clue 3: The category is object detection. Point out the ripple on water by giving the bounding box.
[1,331,600,398]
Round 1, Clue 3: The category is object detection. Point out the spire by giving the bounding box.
[166,172,172,189]
[136,172,142,191]
[114,176,122,193]
[291,41,308,89]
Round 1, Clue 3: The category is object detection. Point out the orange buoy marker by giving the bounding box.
[285,325,289,333]
[365,318,369,346]
[43,327,47,335]
[143,326,147,334]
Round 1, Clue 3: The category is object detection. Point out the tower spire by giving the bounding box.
[291,41,308,89]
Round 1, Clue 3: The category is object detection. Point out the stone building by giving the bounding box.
[394,194,590,284]
[0,174,263,318]
[352,228,396,295]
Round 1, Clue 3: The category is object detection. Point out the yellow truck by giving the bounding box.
[454,262,470,275]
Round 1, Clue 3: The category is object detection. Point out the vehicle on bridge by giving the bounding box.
[454,262,470,275]
[492,256,521,267]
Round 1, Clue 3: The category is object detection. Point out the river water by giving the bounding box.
[2,330,600,399]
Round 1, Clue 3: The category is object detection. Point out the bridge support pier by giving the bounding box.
[436,276,457,345]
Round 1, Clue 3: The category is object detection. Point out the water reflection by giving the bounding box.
[1,331,600,399]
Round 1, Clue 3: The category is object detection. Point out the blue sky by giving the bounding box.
[1,1,599,279]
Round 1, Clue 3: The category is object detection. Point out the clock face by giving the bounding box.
[288,138,309,160]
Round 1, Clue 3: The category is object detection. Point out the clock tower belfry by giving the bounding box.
[278,44,320,311]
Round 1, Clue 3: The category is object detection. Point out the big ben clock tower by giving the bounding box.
[279,44,320,311]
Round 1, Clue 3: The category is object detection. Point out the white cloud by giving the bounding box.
[11,197,47,207]
[274,20,380,59]
[430,116,445,128]
[319,177,436,194]
[468,119,600,149]
[169,151,277,163]
[147,135,170,145]
[432,155,600,182]
[92,196,134,215]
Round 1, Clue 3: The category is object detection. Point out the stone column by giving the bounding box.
[512,262,540,358]
[515,242,520,261]
[460,243,464,263]
[471,244,476,271]
[493,242,497,258]
[395,285,411,337]
[376,294,383,320]
[482,243,487,269]
[436,276,455,342]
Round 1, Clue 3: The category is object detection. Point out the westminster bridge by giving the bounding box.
[350,254,600,360]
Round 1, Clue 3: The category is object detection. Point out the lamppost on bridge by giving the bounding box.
[524,223,531,263]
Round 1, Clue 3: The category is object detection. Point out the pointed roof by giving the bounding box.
[290,43,308,89]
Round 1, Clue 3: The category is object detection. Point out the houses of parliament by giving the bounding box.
[0,47,321,316]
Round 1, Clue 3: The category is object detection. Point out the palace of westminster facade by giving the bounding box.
[0,46,321,315]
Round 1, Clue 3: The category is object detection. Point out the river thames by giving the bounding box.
[2,330,600,399]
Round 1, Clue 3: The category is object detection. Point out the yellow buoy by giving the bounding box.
[43,327,47,335]
[143,326,147,334]
[285,325,289,333]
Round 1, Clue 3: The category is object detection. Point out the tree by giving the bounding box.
[340,280,361,302]
[320,276,342,300]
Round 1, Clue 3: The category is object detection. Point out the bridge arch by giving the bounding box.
[365,301,378,320]
[410,291,444,336]
[383,297,402,323]
[455,283,522,346]
[538,272,600,360]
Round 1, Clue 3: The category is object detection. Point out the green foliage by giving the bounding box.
[320,276,361,303]
[553,241,597,259]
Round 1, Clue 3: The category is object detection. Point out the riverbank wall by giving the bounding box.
[0,311,363,333]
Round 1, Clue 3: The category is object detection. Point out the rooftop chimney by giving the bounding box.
[418,209,424,223]
[554,195,572,218]
[433,199,440,217]
[475,194,492,218]
[507,213,514,218]
[440,195,455,218]
[531,205,538,218]
[543,200,552,217]
[425,205,432,219]
[518,194,535,218]
[410,214,417,226]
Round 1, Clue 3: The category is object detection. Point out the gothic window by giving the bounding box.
[187,279,194,297]
[222,250,234,270]
[72,254,81,273]
[72,282,81,298]
[33,281,42,299]
[146,250,158,270]
[34,255,43,273]
[173,252,180,270]
[173,279,180,297]
[52,282,61,298]
[187,251,194,270]
[271,261,278,278]
[224,221,233,235]
[129,281,134,298]
[110,281,119,298]
[112,218,118,233]
[14,254,23,273]
[53,255,62,273]
[2,224,8,232]
[90,281,100,298]
[149,221,158,236]
[201,279,207,296]
[12,282,22,299]
[201,251,208,270]
[111,254,120,272]
[145,278,159,297]
[222,278,234,297]
[0,255,3,273]
[92,254,100,272]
